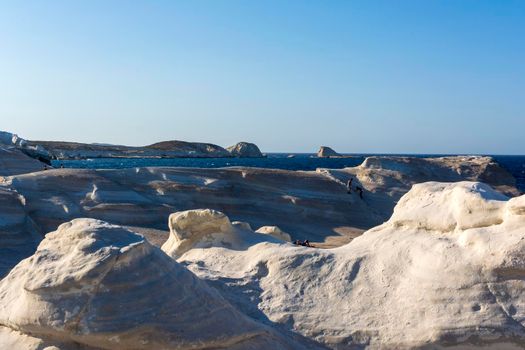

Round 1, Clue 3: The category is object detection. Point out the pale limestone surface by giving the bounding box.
[256,225,292,242]
[173,182,525,349]
[0,147,524,349]
[0,131,52,163]
[0,146,47,176]
[318,155,520,227]
[162,209,289,259]
[1,166,370,250]
[0,218,307,349]
[0,183,42,277]
[0,156,517,274]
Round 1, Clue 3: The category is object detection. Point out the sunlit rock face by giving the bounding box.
[317,146,341,157]
[162,209,291,259]
[256,225,292,242]
[0,218,305,350]
[227,142,264,157]
[0,131,52,165]
[0,156,519,261]
[173,182,525,349]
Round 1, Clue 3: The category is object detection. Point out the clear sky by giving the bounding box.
[1,1,524,154]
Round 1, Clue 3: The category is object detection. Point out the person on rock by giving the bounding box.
[347,178,353,194]
[294,239,313,247]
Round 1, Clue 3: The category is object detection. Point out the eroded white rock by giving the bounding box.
[0,218,300,349]
[256,226,292,242]
[175,182,525,349]
[162,209,290,259]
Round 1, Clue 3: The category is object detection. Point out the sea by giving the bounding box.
[52,154,525,193]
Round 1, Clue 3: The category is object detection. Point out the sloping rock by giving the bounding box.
[318,155,520,227]
[317,146,341,158]
[0,146,47,176]
[227,142,264,158]
[0,186,42,277]
[0,131,51,164]
[0,218,303,349]
[175,182,525,349]
[256,226,292,242]
[1,156,519,253]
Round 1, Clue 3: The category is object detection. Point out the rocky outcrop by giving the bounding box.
[227,142,264,158]
[0,146,48,176]
[255,226,292,242]
[0,186,42,277]
[0,156,519,263]
[162,209,290,259]
[147,140,231,157]
[0,131,51,165]
[27,140,233,159]
[0,218,304,349]
[317,146,341,158]
[318,155,520,226]
[175,182,525,349]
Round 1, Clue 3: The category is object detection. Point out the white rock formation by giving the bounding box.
[256,226,292,242]
[317,146,341,157]
[0,131,51,163]
[0,131,26,148]
[0,218,304,349]
[227,142,264,157]
[173,182,525,349]
[232,220,253,230]
[0,146,47,176]
[0,156,518,255]
[162,209,290,259]
[0,186,42,277]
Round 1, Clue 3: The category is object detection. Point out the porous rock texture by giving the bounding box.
[172,182,525,349]
[0,218,304,350]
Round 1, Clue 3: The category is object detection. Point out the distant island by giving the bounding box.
[0,131,264,162]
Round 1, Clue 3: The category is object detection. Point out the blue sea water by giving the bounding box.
[52,154,525,193]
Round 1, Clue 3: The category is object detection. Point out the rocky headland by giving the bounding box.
[1,130,265,160]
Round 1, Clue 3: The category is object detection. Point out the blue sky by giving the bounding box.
[1,1,524,154]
